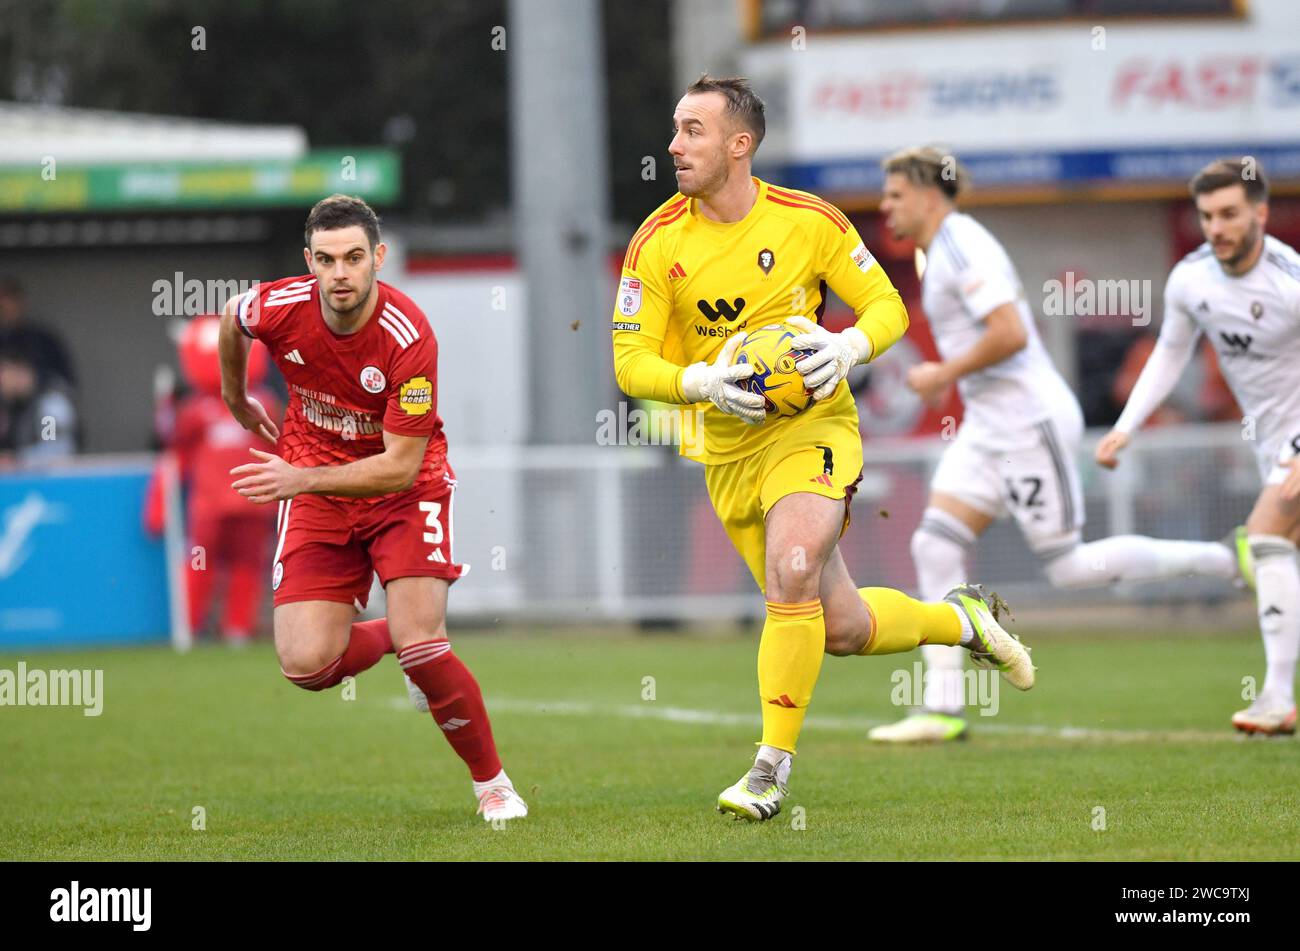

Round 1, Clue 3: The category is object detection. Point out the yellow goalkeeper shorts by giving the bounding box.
[703,411,863,592]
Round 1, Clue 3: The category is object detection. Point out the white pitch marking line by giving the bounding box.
[388,696,1243,742]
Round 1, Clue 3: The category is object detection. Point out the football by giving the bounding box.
[732,322,817,418]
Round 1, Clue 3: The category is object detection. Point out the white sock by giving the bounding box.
[1044,535,1236,590]
[911,508,975,713]
[756,744,790,768]
[1250,535,1300,707]
[472,769,512,797]
[922,638,968,711]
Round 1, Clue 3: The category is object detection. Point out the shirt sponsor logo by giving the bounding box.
[299,395,382,436]
[399,376,433,415]
[850,242,876,273]
[359,365,386,393]
[693,325,743,339]
[619,276,642,316]
[697,297,746,322]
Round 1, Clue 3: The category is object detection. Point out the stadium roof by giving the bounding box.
[0,101,307,165]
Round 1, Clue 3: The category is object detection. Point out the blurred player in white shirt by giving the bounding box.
[871,147,1241,743]
[1098,158,1300,735]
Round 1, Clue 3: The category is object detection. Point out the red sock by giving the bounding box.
[398,640,503,782]
[222,557,263,636]
[283,618,393,691]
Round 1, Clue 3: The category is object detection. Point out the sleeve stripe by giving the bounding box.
[627,197,689,249]
[383,302,420,340]
[379,315,414,348]
[764,194,847,233]
[937,228,968,272]
[628,204,689,269]
[1265,251,1300,284]
[265,293,313,307]
[766,185,851,231]
[236,290,257,338]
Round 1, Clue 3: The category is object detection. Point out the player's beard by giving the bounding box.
[324,271,375,320]
[1215,219,1262,271]
[678,148,729,199]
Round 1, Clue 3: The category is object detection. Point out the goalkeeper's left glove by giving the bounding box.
[787,315,873,402]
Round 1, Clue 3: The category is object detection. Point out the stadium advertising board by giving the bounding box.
[747,22,1300,191]
[0,149,400,213]
[0,463,169,648]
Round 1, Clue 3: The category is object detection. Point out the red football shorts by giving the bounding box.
[270,475,468,608]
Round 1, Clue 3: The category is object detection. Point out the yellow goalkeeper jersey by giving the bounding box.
[611,177,908,465]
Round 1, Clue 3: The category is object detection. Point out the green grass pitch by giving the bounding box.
[3,625,1298,861]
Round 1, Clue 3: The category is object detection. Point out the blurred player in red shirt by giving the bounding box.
[146,317,279,643]
[217,194,527,822]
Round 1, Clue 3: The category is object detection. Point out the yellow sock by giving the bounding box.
[758,599,826,754]
[855,587,961,655]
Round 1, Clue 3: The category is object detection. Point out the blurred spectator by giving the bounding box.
[0,343,80,462]
[0,278,77,388]
[144,317,279,644]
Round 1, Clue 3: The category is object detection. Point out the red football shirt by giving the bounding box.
[175,387,282,519]
[235,275,448,501]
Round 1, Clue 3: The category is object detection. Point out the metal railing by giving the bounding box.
[443,422,1257,622]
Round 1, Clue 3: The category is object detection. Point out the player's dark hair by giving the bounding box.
[304,194,382,250]
[1190,158,1268,204]
[684,74,766,155]
[881,146,969,201]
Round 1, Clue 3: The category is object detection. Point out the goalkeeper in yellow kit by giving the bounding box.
[612,75,1035,821]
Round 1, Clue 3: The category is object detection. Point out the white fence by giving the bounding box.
[443,422,1257,623]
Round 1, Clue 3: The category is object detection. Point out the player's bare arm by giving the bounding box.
[230,429,428,504]
[1096,279,1201,469]
[1281,461,1300,503]
[217,296,279,443]
[907,302,1026,404]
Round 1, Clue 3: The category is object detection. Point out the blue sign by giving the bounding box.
[765,143,1300,195]
[0,462,170,649]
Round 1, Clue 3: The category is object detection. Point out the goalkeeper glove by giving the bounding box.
[680,331,766,426]
[787,315,873,402]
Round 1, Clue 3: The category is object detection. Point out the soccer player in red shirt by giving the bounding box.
[217,194,527,822]
[145,315,279,644]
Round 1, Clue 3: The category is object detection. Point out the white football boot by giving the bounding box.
[946,584,1035,691]
[1231,696,1296,736]
[716,750,791,821]
[475,776,529,822]
[868,711,968,743]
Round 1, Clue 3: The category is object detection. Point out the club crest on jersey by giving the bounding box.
[850,242,876,274]
[398,376,433,415]
[359,365,386,393]
[757,248,775,275]
[1251,301,1264,320]
[618,276,642,317]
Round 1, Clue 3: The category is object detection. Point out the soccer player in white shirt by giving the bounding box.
[1097,158,1300,736]
[871,147,1242,743]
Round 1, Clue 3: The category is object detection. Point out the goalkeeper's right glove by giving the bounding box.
[680,331,766,426]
